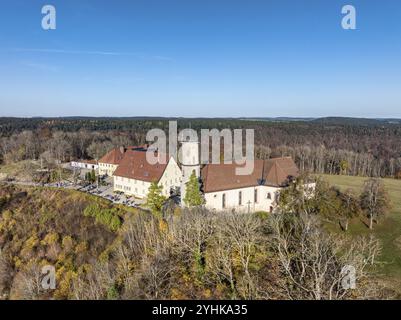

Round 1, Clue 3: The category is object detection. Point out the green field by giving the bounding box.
[319,174,401,291]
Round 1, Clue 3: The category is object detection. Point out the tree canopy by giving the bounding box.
[146,181,167,216]
[183,170,204,207]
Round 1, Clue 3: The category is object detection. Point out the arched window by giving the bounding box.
[267,192,271,199]
[222,193,226,209]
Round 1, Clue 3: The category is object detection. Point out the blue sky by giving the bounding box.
[0,0,400,118]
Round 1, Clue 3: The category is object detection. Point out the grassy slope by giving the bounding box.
[319,174,401,289]
[0,160,41,179]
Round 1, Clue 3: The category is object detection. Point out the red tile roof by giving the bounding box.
[113,149,169,182]
[201,157,299,193]
[98,147,125,165]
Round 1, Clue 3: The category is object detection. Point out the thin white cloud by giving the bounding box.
[8,48,174,61]
[12,48,133,56]
[21,61,60,72]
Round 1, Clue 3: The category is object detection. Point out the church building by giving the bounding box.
[105,139,304,213]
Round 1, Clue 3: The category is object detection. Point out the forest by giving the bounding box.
[0,181,394,300]
[1,117,400,178]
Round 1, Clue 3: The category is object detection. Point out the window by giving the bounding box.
[238,191,242,205]
[270,206,273,213]
[254,189,258,203]
[222,193,226,209]
[267,192,271,199]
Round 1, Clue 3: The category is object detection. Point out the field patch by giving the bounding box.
[319,174,401,294]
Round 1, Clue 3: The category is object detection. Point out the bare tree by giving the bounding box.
[339,188,361,231]
[72,262,115,300]
[10,265,45,300]
[169,208,214,278]
[207,212,263,299]
[269,212,382,300]
[360,179,390,229]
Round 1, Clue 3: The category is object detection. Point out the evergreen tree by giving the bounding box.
[90,169,96,183]
[184,170,204,207]
[146,181,167,216]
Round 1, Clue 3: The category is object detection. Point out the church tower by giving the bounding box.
[180,135,200,206]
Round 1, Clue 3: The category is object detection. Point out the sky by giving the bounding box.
[0,0,400,118]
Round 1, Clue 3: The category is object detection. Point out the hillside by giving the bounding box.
[0,185,134,299]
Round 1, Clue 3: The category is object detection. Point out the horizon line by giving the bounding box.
[1,116,401,120]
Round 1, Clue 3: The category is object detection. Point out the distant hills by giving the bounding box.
[239,117,401,125]
[1,116,401,127]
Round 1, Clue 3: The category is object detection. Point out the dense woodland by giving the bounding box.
[0,117,401,178]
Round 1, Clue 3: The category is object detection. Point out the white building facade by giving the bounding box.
[113,150,182,199]
[204,185,281,213]
[98,147,126,176]
[194,138,303,212]
[70,160,98,170]
[99,163,119,176]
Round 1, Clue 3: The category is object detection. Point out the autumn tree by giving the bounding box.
[183,170,204,207]
[360,178,390,229]
[0,250,13,297]
[278,174,317,215]
[339,160,349,175]
[311,180,342,218]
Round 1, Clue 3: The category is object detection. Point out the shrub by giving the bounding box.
[83,204,122,232]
